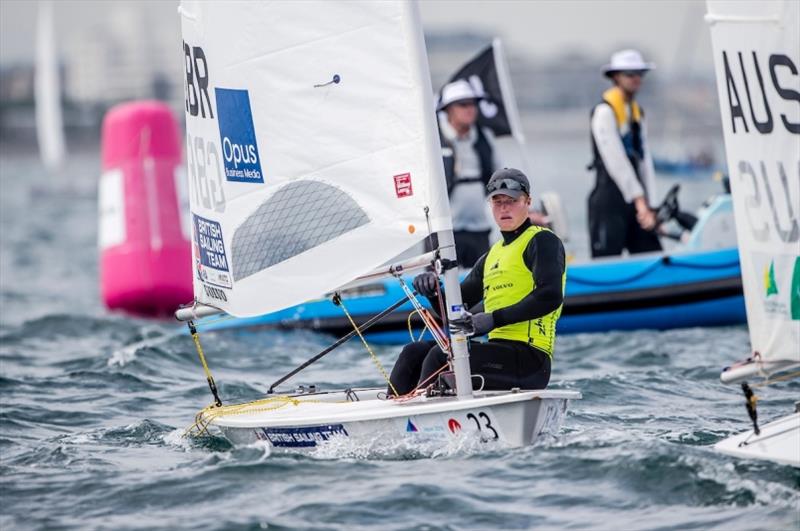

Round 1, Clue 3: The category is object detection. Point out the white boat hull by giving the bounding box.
[714,412,800,468]
[206,388,581,451]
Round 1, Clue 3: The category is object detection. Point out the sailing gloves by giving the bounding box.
[413,272,440,297]
[449,311,494,337]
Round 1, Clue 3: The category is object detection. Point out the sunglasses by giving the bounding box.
[620,70,646,78]
[486,177,529,194]
[490,196,524,208]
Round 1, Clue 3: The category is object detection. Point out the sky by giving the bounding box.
[0,0,714,74]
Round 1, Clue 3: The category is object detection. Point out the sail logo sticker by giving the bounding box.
[447,418,462,433]
[394,173,413,198]
[764,261,778,297]
[406,419,419,432]
[215,88,263,183]
[757,254,800,320]
[193,214,232,289]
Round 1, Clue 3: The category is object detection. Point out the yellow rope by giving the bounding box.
[185,394,347,437]
[190,329,215,383]
[337,297,399,397]
[193,314,235,328]
[407,309,430,342]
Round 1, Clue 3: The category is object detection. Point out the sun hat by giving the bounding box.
[437,79,483,111]
[486,168,530,199]
[602,49,655,78]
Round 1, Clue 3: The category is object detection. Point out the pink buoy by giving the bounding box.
[99,101,191,317]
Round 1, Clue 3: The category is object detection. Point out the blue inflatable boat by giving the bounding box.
[195,245,743,342]
[192,191,744,342]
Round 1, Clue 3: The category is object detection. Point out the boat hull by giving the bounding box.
[714,412,800,468]
[208,388,581,451]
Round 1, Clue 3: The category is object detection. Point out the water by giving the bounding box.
[1,149,798,530]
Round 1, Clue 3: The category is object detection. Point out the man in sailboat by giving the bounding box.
[437,79,500,268]
[388,168,565,396]
[587,49,662,257]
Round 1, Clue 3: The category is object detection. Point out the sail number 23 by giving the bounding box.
[466,412,498,439]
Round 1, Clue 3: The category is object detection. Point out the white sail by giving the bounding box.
[706,0,800,376]
[180,1,451,317]
[35,0,66,171]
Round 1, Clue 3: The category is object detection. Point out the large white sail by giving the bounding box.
[180,1,451,317]
[35,0,66,171]
[707,0,800,373]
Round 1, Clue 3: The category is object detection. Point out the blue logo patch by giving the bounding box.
[215,88,263,183]
[406,419,418,432]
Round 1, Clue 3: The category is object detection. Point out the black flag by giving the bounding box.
[444,40,519,139]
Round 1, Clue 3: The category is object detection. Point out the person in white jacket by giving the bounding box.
[588,49,661,257]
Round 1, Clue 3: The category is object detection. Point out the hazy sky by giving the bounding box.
[1,0,713,73]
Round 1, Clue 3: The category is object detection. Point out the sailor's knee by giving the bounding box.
[397,341,431,365]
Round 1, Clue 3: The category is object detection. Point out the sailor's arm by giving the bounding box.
[413,253,486,314]
[490,231,565,327]
[459,253,487,309]
[592,105,655,229]
[591,104,645,203]
[640,117,658,209]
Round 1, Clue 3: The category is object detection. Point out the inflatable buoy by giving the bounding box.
[99,101,191,317]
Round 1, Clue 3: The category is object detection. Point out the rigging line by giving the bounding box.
[567,260,663,286]
[568,256,740,287]
[393,362,451,402]
[739,425,800,448]
[407,310,426,342]
[398,278,449,352]
[187,321,223,407]
[193,314,235,329]
[266,294,411,393]
[336,296,399,398]
[749,370,800,388]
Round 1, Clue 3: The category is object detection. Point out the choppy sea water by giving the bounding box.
[1,149,798,530]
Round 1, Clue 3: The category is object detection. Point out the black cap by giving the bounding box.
[486,168,530,199]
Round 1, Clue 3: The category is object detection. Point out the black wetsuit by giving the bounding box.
[388,219,565,395]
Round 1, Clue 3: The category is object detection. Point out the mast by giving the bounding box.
[405,2,473,398]
[35,0,66,171]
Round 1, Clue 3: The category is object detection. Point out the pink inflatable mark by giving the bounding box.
[100,101,191,317]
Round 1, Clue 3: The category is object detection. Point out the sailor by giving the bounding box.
[438,79,500,267]
[588,49,662,257]
[388,168,566,396]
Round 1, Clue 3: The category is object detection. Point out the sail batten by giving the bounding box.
[181,1,450,317]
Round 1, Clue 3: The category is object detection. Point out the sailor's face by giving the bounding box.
[614,71,644,94]
[447,100,478,129]
[491,193,531,232]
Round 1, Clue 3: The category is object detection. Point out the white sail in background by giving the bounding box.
[35,0,66,171]
[706,0,800,375]
[180,1,451,317]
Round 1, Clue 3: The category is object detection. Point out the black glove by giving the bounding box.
[471,312,495,336]
[449,311,494,337]
[413,272,440,298]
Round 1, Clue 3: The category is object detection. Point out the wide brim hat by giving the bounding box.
[437,79,484,111]
[602,49,655,78]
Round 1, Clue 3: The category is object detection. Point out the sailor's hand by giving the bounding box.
[449,313,475,336]
[449,312,493,337]
[413,272,440,298]
[471,312,494,336]
[634,196,657,231]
